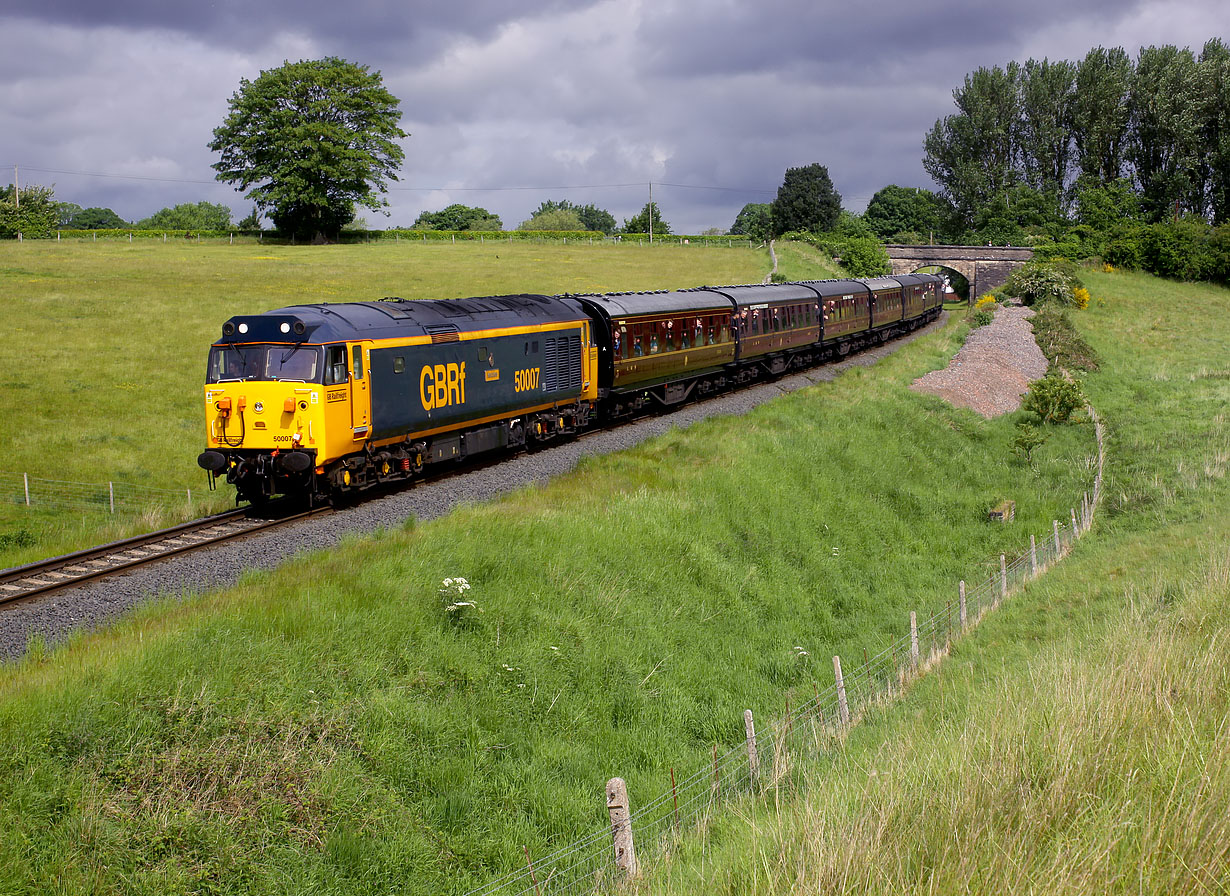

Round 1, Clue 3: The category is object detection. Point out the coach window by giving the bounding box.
[351,345,364,380]
[650,328,659,354]
[324,346,347,385]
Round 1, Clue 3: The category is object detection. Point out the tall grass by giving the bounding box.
[0,303,1095,893]
[0,240,767,566]
[636,269,1230,894]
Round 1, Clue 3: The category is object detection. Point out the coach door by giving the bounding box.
[350,342,371,439]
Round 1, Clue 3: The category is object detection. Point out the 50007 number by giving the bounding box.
[514,368,541,392]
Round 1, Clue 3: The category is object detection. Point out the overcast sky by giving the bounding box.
[1,1,1224,233]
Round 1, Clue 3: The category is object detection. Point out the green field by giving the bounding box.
[0,239,802,567]
[4,244,1220,894]
[640,269,1230,894]
[0,242,1104,893]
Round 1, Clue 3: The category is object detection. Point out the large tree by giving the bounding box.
[1129,45,1203,221]
[530,200,616,234]
[1069,46,1133,185]
[1018,57,1077,214]
[1200,38,1230,223]
[67,207,128,229]
[137,201,231,231]
[0,184,58,238]
[621,202,672,235]
[517,207,585,231]
[770,163,841,235]
[209,57,407,242]
[730,202,772,241]
[863,185,951,241]
[413,204,502,231]
[923,63,1022,227]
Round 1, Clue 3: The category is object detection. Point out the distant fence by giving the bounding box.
[13,229,757,248]
[1,472,200,515]
[465,406,1106,895]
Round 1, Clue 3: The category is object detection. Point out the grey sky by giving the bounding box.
[1,0,1223,233]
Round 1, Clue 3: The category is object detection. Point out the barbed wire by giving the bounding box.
[458,441,1103,896]
[1,472,199,515]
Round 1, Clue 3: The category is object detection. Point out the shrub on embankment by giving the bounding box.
[0,311,1096,893]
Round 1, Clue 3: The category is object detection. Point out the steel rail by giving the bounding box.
[0,505,328,606]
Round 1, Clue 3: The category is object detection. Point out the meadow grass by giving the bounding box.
[0,281,1098,894]
[0,239,768,567]
[636,269,1230,894]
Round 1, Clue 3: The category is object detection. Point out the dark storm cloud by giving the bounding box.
[2,0,1224,234]
[2,0,589,60]
[636,0,1150,80]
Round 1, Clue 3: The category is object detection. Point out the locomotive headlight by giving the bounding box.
[238,323,249,334]
[280,322,291,334]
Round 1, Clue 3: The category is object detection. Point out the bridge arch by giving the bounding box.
[886,245,1033,303]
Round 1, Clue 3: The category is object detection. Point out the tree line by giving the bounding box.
[923,39,1229,235]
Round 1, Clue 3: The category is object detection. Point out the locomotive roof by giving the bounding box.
[214,294,584,345]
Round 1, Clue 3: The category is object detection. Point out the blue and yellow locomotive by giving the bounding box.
[198,275,943,502]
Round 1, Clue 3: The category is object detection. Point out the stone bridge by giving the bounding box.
[886,245,1034,302]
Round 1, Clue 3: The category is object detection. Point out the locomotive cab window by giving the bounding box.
[324,345,347,385]
[351,345,364,380]
[207,344,323,384]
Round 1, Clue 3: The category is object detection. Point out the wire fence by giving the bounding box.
[463,404,1106,896]
[0,472,200,516]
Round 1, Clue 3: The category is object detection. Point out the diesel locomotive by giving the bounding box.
[197,273,943,503]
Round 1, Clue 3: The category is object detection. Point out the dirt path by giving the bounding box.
[910,304,1048,417]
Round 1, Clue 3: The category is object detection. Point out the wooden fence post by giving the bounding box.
[1000,554,1008,602]
[1030,535,1038,577]
[606,777,637,880]
[959,580,967,629]
[833,656,850,727]
[23,472,30,507]
[1053,520,1061,558]
[910,612,919,670]
[109,481,115,514]
[1071,508,1079,539]
[744,710,759,789]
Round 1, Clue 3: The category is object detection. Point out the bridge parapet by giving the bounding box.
[885,245,1034,301]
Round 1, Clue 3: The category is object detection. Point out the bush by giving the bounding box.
[1002,261,1078,307]
[1022,373,1085,424]
[1010,422,1047,463]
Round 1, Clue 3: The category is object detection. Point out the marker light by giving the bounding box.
[280,322,291,334]
[238,322,249,334]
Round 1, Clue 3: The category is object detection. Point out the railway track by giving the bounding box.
[0,505,327,606]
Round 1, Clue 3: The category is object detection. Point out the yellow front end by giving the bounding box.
[200,381,327,500]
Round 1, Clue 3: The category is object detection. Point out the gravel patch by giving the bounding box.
[1,313,948,662]
[910,304,1048,418]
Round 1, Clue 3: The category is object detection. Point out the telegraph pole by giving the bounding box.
[13,165,18,209]
[648,181,653,244]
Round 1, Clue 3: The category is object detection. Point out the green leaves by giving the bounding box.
[770,163,841,236]
[209,57,407,242]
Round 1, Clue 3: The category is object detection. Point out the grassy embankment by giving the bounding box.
[639,269,1230,894]
[0,253,1096,893]
[0,239,790,567]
